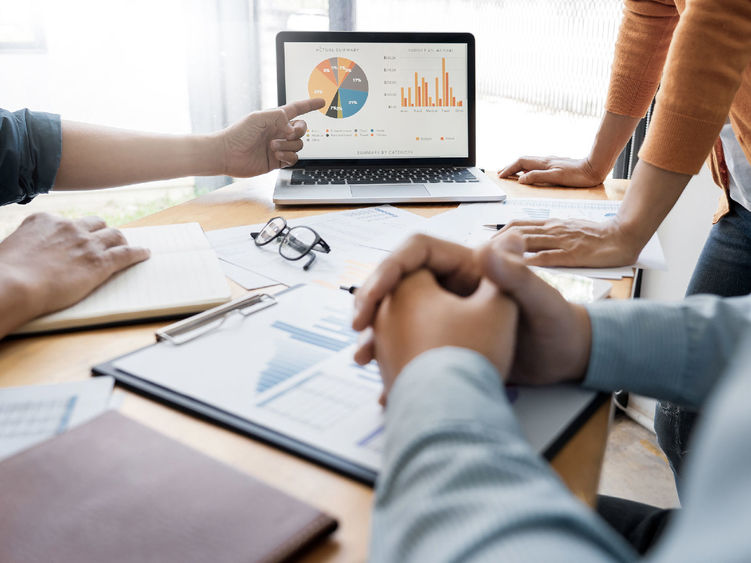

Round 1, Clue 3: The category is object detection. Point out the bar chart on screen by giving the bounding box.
[398,57,465,108]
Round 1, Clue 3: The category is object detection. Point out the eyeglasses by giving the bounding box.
[251,216,331,270]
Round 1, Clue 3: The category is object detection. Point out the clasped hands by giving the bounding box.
[351,233,593,403]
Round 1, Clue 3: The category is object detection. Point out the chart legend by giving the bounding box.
[308,57,369,119]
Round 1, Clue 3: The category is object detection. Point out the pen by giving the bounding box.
[482,223,507,230]
[339,285,358,294]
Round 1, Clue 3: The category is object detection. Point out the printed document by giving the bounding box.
[0,377,114,461]
[426,198,667,278]
[112,284,601,473]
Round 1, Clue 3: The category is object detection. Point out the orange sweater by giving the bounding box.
[606,0,751,196]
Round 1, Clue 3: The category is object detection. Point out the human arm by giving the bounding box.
[372,263,751,563]
[0,213,149,339]
[53,98,324,189]
[479,234,751,409]
[503,159,691,268]
[500,0,751,268]
[498,112,640,187]
[355,232,751,408]
[368,262,634,561]
[497,0,678,187]
[0,109,62,205]
[496,0,751,268]
[371,347,635,562]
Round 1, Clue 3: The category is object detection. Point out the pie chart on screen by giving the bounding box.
[308,57,368,119]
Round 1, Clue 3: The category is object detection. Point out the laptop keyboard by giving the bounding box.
[289,167,478,185]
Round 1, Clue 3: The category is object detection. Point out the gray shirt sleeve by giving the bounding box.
[584,294,751,409]
[373,299,751,561]
[371,347,635,562]
[0,108,62,205]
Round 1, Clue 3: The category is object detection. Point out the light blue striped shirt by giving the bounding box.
[372,294,751,561]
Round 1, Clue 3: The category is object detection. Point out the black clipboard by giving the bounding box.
[93,287,379,485]
[93,287,608,486]
[92,360,378,484]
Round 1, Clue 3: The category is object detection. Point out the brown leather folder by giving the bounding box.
[0,411,337,563]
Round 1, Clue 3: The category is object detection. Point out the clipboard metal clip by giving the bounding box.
[156,293,277,345]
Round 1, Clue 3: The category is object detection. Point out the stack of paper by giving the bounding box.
[207,199,665,289]
[206,205,428,291]
[425,198,666,279]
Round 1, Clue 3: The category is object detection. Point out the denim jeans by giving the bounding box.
[655,200,751,479]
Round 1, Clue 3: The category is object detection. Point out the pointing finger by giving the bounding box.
[281,98,325,120]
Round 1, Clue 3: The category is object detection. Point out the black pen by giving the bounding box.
[339,285,358,294]
[482,223,507,230]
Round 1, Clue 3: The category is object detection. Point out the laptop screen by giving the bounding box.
[277,32,475,166]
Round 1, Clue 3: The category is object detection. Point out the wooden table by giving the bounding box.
[0,173,630,561]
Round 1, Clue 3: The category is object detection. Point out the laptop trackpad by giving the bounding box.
[350,184,429,198]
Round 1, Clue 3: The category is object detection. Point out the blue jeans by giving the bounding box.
[655,200,751,479]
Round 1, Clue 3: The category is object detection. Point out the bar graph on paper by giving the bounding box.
[257,371,375,430]
[256,305,358,393]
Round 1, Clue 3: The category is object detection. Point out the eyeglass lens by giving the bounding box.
[255,217,286,245]
[280,226,317,260]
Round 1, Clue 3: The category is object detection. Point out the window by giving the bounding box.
[0,0,622,238]
[357,0,622,168]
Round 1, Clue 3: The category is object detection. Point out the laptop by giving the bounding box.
[274,31,506,205]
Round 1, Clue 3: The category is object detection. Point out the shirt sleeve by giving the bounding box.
[371,347,636,563]
[638,1,751,174]
[605,0,679,119]
[646,332,751,561]
[0,108,62,206]
[584,294,751,409]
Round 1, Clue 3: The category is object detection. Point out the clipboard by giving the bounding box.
[93,284,608,486]
[93,285,382,484]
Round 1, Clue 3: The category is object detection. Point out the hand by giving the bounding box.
[478,233,592,385]
[0,213,150,337]
[372,269,517,402]
[218,98,325,176]
[498,156,605,187]
[497,217,642,268]
[352,234,485,365]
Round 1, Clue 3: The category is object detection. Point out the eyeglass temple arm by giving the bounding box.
[315,238,331,253]
[303,252,317,271]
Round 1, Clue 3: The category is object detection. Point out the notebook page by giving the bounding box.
[16,223,231,333]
